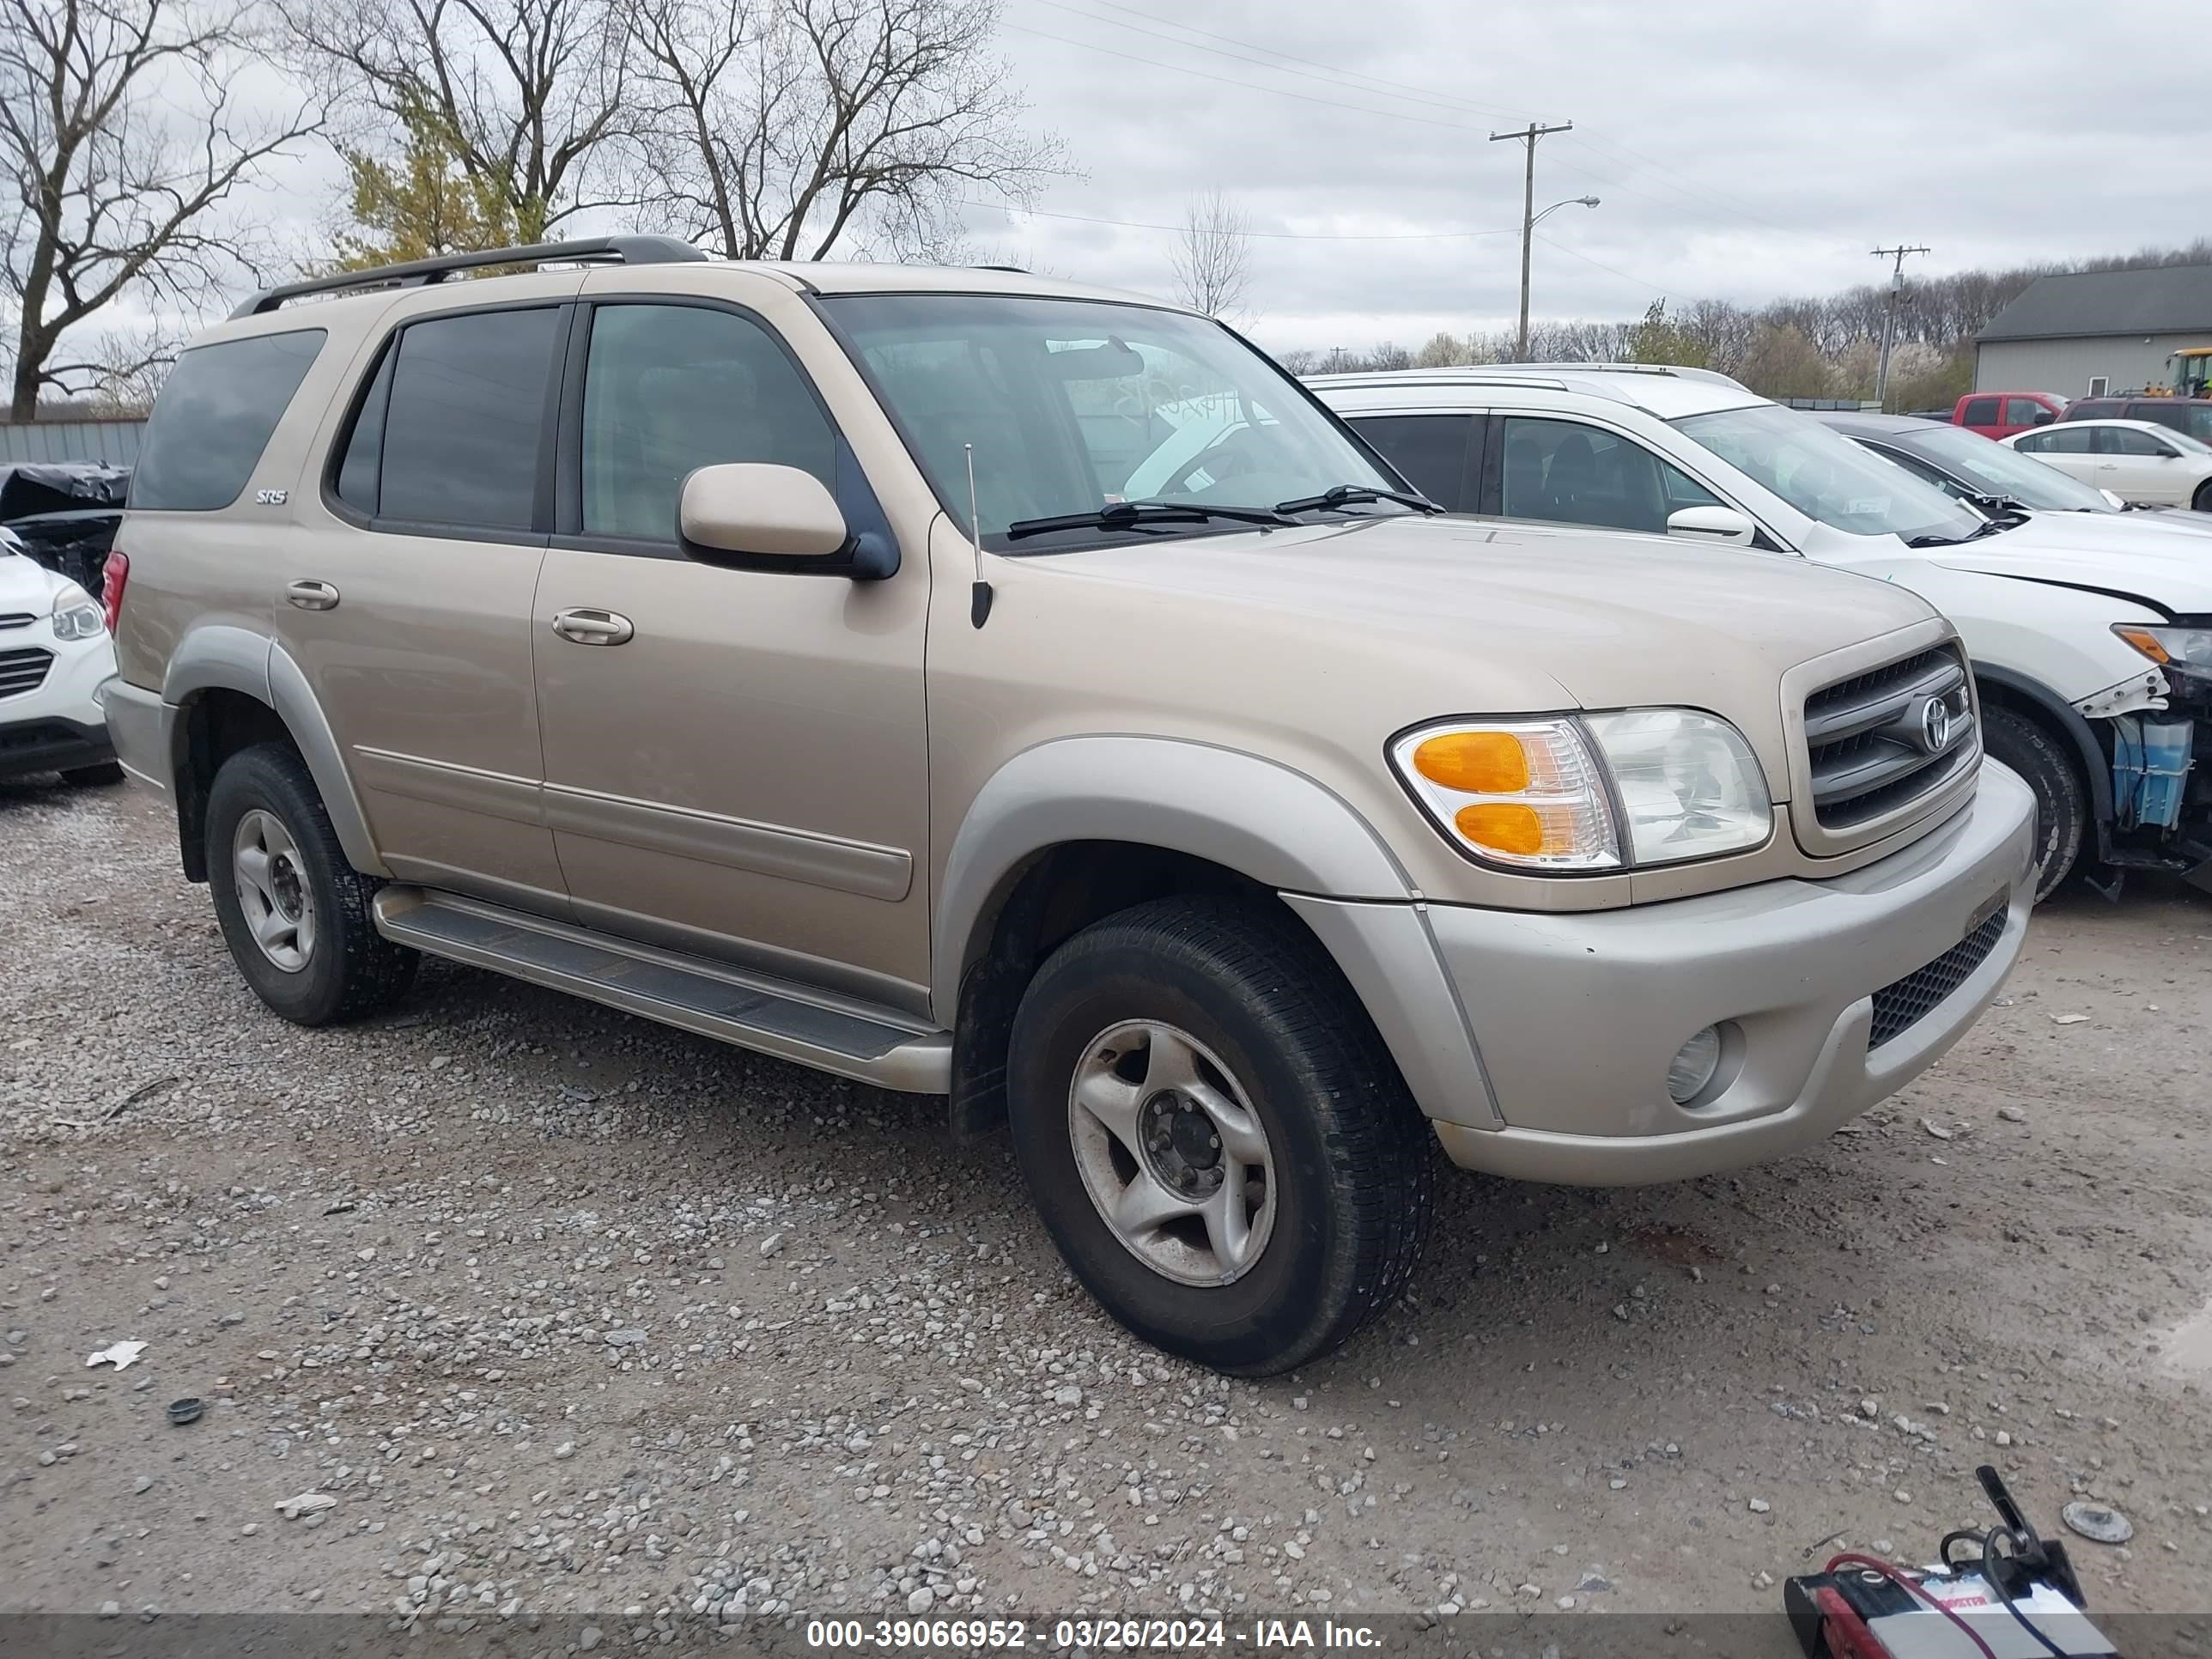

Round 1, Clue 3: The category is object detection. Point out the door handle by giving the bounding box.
[285,580,340,611]
[551,607,635,646]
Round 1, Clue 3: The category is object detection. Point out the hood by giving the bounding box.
[1927,511,2212,614]
[1018,514,1940,716]
[0,542,75,614]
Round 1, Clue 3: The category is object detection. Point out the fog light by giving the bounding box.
[1666,1025,1723,1104]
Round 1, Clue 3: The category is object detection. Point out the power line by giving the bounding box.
[1024,0,1552,125]
[1533,232,1669,297]
[960,200,1522,241]
[1003,21,1507,137]
[1492,121,1575,359]
[1870,242,1931,408]
[1017,0,1816,244]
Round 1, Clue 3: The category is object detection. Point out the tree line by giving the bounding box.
[1,0,1064,419]
[1285,238,2212,410]
[7,0,2209,425]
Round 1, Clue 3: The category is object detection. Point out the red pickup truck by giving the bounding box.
[1950,392,2067,439]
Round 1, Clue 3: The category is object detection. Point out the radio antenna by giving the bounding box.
[966,442,994,629]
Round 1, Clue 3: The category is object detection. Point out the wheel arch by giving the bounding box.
[936,738,1494,1138]
[1973,663,2114,841]
[164,629,386,881]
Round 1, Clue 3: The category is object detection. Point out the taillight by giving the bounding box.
[101,550,130,632]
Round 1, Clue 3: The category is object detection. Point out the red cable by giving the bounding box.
[1823,1552,2002,1659]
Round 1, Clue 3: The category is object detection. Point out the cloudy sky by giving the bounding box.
[945,0,2212,356]
[76,0,2212,362]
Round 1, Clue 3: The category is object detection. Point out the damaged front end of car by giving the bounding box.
[2087,622,2212,895]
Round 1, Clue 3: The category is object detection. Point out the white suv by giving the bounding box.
[1310,364,2212,901]
[0,525,121,787]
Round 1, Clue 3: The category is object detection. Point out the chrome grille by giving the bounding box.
[0,613,35,630]
[1869,907,2006,1048]
[1802,644,1977,830]
[0,645,54,699]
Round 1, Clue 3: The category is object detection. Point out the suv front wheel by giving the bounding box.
[1007,896,1433,1375]
[206,743,416,1024]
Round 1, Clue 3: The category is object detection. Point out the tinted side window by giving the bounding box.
[2107,426,2172,457]
[335,345,396,515]
[1347,416,1475,510]
[1869,443,1957,491]
[1498,416,1710,534]
[376,308,560,530]
[2023,426,2092,453]
[2065,400,2121,422]
[1960,398,2000,425]
[580,304,836,540]
[132,330,326,511]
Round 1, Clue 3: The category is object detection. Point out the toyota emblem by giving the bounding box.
[1918,696,1954,755]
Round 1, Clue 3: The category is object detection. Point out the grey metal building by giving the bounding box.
[0,418,145,466]
[1974,265,2212,396]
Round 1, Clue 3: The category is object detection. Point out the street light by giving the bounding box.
[1514,195,1600,360]
[1531,195,1601,229]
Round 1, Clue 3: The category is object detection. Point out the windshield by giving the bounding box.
[820,294,1402,550]
[1896,423,2115,512]
[2158,418,2212,452]
[1674,403,1988,543]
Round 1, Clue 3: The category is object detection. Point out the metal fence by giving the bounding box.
[0,419,146,466]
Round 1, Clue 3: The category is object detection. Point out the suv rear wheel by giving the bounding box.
[1006,896,1433,1375]
[1982,706,2085,901]
[206,743,416,1024]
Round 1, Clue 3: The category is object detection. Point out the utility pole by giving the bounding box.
[1870,243,1929,410]
[1491,119,1573,361]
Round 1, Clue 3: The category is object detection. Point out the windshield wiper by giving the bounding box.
[1273,483,1444,516]
[1002,500,1299,541]
[1905,514,2017,549]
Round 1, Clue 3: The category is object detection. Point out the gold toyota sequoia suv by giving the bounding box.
[102,238,2037,1373]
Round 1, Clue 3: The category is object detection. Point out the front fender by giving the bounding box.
[934,737,1501,1128]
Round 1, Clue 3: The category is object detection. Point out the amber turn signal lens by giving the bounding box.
[1454,801,1545,855]
[1413,730,1530,793]
[2113,626,2169,664]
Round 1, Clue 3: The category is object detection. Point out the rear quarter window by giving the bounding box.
[131,329,326,510]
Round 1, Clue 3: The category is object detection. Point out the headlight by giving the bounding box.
[2114,622,2212,680]
[1391,709,1772,872]
[51,599,106,641]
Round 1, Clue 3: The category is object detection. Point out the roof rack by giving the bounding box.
[1486,361,1748,389]
[232,235,710,318]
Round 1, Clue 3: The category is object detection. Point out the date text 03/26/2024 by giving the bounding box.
[804,1618,1384,1650]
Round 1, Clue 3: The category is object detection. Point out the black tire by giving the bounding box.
[2194,480,2212,514]
[1982,704,2087,902]
[205,743,416,1024]
[1006,896,1434,1376]
[60,760,125,786]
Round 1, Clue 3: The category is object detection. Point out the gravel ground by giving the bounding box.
[3,775,2209,1638]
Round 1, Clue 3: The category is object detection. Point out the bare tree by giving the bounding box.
[1,0,318,419]
[1171,187,1249,319]
[280,0,631,242]
[625,0,1063,262]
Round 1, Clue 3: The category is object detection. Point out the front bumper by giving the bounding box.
[1,623,116,779]
[1422,762,2037,1185]
[0,714,113,780]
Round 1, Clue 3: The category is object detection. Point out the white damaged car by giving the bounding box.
[1308,365,2212,900]
[0,524,121,787]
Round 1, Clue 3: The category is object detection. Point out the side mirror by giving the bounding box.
[680,463,850,561]
[1666,504,1756,544]
[2032,410,2057,426]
